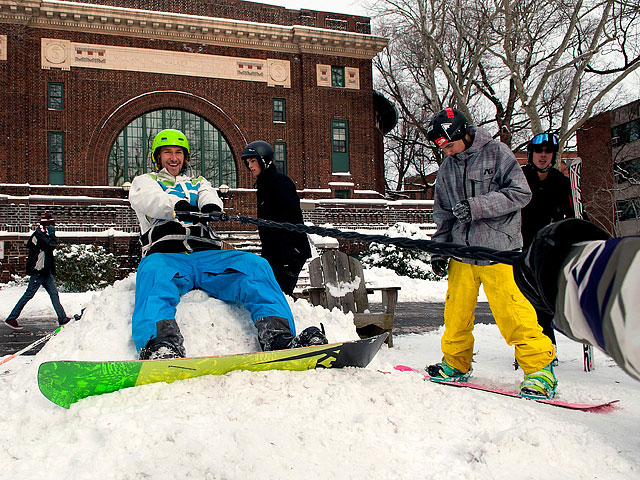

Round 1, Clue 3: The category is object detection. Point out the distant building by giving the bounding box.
[0,0,395,198]
[577,99,640,236]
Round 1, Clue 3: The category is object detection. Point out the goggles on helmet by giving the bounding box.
[530,133,558,146]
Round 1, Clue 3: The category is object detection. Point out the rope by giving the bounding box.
[180,211,524,266]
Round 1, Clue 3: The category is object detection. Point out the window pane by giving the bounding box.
[331,66,345,87]
[108,109,237,187]
[48,83,64,110]
[274,142,286,174]
[273,98,285,122]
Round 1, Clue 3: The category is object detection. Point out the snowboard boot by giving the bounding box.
[139,319,186,360]
[289,325,328,349]
[255,316,296,351]
[519,362,557,399]
[426,359,472,383]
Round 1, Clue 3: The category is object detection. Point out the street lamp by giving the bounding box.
[218,184,230,199]
[122,182,132,192]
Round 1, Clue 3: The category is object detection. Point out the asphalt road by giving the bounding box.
[0,302,496,358]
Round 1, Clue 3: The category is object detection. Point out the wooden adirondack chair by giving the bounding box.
[304,249,400,347]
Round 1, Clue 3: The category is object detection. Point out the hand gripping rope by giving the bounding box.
[181,211,523,266]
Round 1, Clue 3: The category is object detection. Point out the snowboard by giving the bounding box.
[394,365,619,412]
[37,333,388,408]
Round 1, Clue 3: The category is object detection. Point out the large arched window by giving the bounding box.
[108,109,237,187]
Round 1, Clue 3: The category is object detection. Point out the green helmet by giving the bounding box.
[151,129,190,173]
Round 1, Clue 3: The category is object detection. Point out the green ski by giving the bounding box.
[38,333,387,408]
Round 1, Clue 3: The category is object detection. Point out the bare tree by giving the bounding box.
[371,0,640,153]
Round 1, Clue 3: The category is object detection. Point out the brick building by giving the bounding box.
[577,99,640,236]
[0,0,394,198]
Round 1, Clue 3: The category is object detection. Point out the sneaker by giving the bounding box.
[58,317,72,326]
[520,363,557,399]
[139,339,186,360]
[426,359,472,383]
[4,319,23,330]
[289,325,328,349]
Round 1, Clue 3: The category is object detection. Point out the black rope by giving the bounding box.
[182,211,524,266]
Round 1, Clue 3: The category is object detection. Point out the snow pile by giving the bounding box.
[1,276,639,479]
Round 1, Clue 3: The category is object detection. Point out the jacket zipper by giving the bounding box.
[463,159,470,246]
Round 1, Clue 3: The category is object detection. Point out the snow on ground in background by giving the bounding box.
[1,276,638,480]
[363,265,488,302]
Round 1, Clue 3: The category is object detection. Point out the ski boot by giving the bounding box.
[519,363,557,399]
[426,359,472,383]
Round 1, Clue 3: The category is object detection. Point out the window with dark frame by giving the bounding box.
[273,98,285,122]
[274,141,286,175]
[331,66,345,87]
[48,131,65,185]
[331,119,349,173]
[48,82,64,110]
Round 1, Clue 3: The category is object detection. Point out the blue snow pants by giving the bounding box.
[132,250,296,351]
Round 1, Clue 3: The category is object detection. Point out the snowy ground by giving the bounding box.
[1,270,638,480]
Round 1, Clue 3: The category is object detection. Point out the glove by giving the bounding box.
[452,200,472,223]
[174,200,200,223]
[431,258,448,278]
[200,204,221,214]
[513,218,610,315]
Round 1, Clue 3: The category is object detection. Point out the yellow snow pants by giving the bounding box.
[441,259,555,375]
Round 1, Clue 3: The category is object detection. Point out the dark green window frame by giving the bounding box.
[48,131,65,185]
[616,197,640,221]
[331,119,349,173]
[334,189,350,199]
[48,82,64,110]
[331,66,345,87]
[274,142,287,175]
[273,98,286,122]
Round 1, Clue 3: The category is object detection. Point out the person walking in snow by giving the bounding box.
[242,141,311,296]
[520,133,574,354]
[4,212,70,330]
[513,218,640,381]
[128,129,327,360]
[426,108,557,399]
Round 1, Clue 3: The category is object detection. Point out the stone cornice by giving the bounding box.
[0,0,387,59]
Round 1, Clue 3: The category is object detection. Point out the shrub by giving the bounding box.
[361,223,443,280]
[54,243,119,292]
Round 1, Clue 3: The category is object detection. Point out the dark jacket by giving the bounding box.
[26,227,58,275]
[521,165,574,248]
[255,163,311,265]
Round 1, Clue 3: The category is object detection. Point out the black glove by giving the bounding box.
[174,200,200,223]
[453,200,472,223]
[513,218,610,315]
[431,258,448,278]
[200,204,221,214]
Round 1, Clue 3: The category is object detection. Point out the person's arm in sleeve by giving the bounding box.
[129,175,176,221]
[467,145,532,220]
[513,218,640,381]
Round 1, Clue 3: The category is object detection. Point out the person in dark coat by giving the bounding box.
[241,140,312,296]
[4,212,70,330]
[520,133,574,350]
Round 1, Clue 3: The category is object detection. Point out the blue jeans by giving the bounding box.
[7,273,67,323]
[132,250,296,351]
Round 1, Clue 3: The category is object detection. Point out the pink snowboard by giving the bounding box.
[395,365,619,412]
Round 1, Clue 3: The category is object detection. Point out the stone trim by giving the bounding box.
[1,0,387,59]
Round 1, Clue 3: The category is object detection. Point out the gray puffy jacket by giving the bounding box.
[431,126,532,265]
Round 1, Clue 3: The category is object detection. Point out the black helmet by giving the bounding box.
[527,133,559,171]
[241,141,274,170]
[427,108,469,147]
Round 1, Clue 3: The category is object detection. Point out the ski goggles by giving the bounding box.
[531,133,559,146]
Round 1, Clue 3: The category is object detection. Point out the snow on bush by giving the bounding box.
[54,243,119,292]
[360,223,443,280]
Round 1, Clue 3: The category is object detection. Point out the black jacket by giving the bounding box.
[521,165,575,248]
[255,164,311,265]
[26,227,58,275]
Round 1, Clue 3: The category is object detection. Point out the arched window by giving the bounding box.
[108,109,237,187]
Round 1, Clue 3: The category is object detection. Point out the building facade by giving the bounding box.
[577,99,640,236]
[0,0,392,198]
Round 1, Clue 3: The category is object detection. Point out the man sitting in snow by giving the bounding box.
[128,129,327,360]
